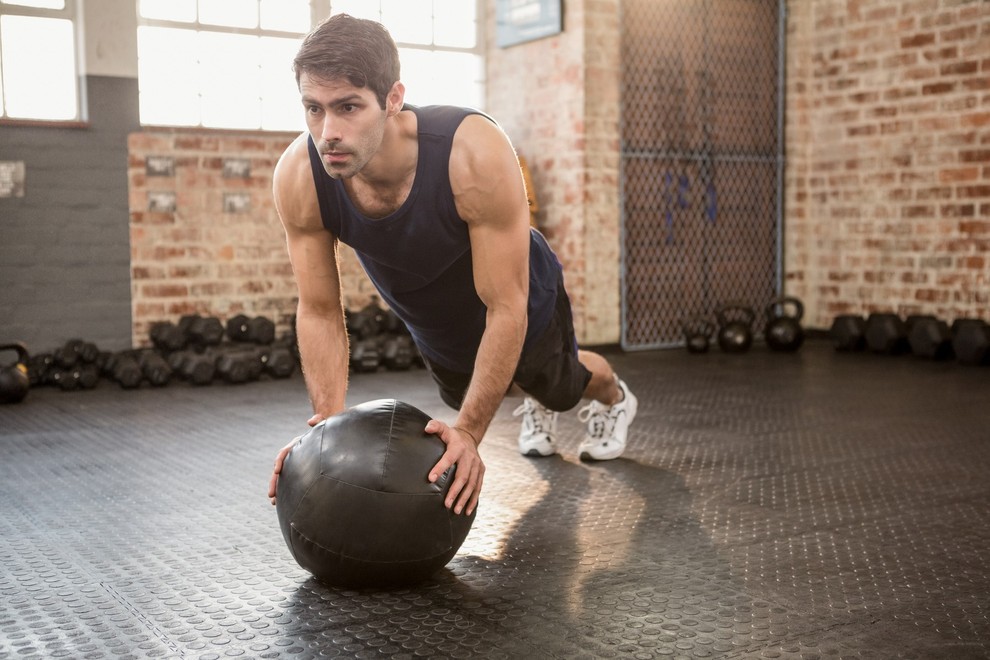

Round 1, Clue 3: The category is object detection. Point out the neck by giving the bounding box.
[357,110,418,188]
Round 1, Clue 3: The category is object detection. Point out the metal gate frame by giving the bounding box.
[619,0,787,350]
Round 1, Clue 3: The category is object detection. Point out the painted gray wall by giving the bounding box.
[0,75,139,353]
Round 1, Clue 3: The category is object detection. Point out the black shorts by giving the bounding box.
[421,276,592,412]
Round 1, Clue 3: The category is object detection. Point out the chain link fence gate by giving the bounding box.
[620,0,785,350]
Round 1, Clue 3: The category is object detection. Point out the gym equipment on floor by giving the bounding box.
[0,343,31,404]
[275,399,475,588]
[765,297,805,352]
[716,304,755,354]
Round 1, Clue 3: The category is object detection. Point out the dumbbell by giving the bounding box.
[51,363,101,391]
[135,349,172,387]
[103,351,143,389]
[62,339,100,365]
[168,350,216,385]
[260,345,297,379]
[907,315,953,360]
[150,321,187,352]
[226,314,277,345]
[350,338,381,373]
[213,346,264,384]
[346,299,387,341]
[381,335,414,370]
[865,313,909,355]
[952,318,990,366]
[181,315,225,348]
[830,314,866,351]
[27,353,55,387]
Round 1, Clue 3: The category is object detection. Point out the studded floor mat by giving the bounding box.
[1,341,988,659]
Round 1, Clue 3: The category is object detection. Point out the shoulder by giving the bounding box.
[411,104,494,137]
[450,114,513,173]
[448,116,527,225]
[274,132,312,189]
[273,133,323,232]
[450,113,516,181]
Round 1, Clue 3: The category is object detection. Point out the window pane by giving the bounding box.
[381,0,431,45]
[330,0,379,21]
[1,15,76,120]
[399,49,481,108]
[1,0,65,8]
[141,88,200,126]
[260,0,310,32]
[198,0,258,29]
[198,31,261,128]
[260,36,303,130]
[137,27,199,125]
[139,0,196,22]
[433,0,475,48]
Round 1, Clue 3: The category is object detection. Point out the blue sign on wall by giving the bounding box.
[496,0,563,48]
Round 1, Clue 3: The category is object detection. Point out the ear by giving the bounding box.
[386,81,405,116]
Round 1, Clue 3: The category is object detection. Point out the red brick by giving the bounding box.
[900,33,936,48]
[941,60,979,76]
[922,81,955,95]
[142,284,189,298]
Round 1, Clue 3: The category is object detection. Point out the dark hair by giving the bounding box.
[293,14,400,110]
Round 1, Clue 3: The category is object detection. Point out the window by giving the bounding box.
[137,0,484,131]
[137,0,310,131]
[0,0,80,122]
[330,0,484,109]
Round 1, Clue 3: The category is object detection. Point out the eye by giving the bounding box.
[341,104,357,113]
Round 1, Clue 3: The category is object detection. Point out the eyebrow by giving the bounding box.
[301,94,366,107]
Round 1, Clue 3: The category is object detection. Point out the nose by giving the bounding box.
[321,114,342,144]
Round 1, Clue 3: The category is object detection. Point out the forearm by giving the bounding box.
[454,308,527,443]
[296,304,350,418]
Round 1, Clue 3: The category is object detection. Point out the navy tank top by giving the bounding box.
[306,104,561,372]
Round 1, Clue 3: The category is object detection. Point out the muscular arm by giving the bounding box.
[453,116,531,442]
[274,134,350,419]
[425,115,532,514]
[268,134,349,504]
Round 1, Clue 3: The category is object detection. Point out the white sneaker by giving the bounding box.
[577,379,638,461]
[513,397,558,457]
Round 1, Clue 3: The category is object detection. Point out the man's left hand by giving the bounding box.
[424,420,484,516]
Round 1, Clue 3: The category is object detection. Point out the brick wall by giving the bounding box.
[126,130,379,346]
[785,0,990,327]
[485,0,622,346]
[124,0,989,351]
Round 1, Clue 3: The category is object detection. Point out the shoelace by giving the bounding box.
[578,401,616,441]
[513,399,554,434]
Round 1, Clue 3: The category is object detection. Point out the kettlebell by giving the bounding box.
[716,304,756,354]
[681,317,715,354]
[1,342,31,404]
[765,296,805,352]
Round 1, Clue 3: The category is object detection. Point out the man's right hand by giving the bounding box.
[268,414,324,505]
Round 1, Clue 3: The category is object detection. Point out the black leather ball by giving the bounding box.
[275,399,475,588]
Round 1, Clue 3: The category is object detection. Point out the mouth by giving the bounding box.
[322,151,350,166]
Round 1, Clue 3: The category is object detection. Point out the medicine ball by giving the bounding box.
[275,399,475,588]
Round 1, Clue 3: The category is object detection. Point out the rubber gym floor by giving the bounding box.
[1,339,988,660]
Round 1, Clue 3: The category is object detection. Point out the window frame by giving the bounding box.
[330,0,486,110]
[0,0,85,125]
[136,0,486,132]
[136,0,316,132]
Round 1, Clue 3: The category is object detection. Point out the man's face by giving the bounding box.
[299,72,387,180]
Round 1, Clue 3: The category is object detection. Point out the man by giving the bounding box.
[267,14,637,518]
